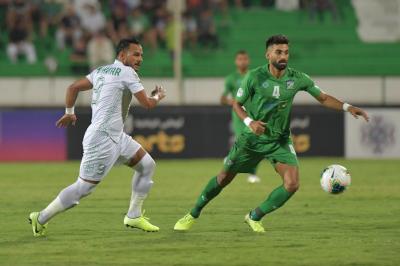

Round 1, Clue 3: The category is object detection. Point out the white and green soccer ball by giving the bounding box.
[320,164,351,194]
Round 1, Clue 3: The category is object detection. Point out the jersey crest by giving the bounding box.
[237,87,244,97]
[286,80,295,89]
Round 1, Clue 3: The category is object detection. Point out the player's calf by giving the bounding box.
[126,153,155,219]
[36,178,97,225]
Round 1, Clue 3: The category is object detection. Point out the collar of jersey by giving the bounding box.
[265,64,289,81]
[114,59,124,66]
[236,70,247,77]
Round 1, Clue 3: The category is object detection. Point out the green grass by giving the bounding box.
[0,158,399,266]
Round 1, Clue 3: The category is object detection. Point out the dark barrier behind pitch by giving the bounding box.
[66,106,344,159]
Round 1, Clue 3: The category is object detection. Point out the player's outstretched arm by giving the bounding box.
[134,85,166,109]
[316,92,369,122]
[56,78,93,128]
[232,100,266,135]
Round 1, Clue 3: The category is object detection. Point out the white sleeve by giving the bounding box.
[124,68,144,94]
[86,70,95,85]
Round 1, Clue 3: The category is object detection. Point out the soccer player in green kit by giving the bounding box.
[174,34,369,233]
[221,50,261,183]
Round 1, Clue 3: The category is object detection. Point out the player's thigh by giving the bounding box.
[224,136,263,174]
[115,133,143,166]
[79,132,119,182]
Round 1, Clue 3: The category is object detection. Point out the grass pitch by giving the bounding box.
[0,158,399,266]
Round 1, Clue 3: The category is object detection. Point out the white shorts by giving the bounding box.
[79,130,142,181]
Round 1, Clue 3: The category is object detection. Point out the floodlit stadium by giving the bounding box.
[0,0,399,265]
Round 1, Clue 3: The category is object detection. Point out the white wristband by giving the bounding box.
[342,103,351,112]
[243,117,253,127]
[65,106,75,115]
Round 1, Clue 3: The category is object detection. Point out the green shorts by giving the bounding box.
[223,132,298,173]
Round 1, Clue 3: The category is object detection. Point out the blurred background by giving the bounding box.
[0,0,399,161]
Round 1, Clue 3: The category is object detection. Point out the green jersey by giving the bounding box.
[236,64,321,140]
[223,71,246,98]
[223,71,248,136]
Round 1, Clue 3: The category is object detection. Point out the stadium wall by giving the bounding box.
[0,77,399,106]
[0,109,66,161]
[0,106,344,161]
[3,106,399,161]
[65,106,344,160]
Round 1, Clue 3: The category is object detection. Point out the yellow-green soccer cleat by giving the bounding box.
[124,215,159,232]
[174,213,196,231]
[244,213,265,233]
[28,212,48,237]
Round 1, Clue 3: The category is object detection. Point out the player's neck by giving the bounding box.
[268,64,285,79]
[237,68,247,75]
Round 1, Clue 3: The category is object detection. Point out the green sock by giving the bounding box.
[249,165,259,175]
[190,176,223,218]
[250,185,294,221]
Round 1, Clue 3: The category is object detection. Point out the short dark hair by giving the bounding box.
[236,49,248,56]
[266,34,289,49]
[116,38,141,55]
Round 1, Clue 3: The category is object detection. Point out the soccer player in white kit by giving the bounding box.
[29,38,166,236]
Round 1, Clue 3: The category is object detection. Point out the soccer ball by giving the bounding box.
[320,164,351,194]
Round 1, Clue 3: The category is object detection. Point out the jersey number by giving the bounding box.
[272,86,280,99]
[92,76,105,105]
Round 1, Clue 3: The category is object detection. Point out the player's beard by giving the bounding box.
[272,61,287,71]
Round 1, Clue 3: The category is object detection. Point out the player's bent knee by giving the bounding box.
[59,178,97,208]
[143,155,156,171]
[217,171,236,187]
[77,178,97,197]
[284,179,300,193]
[135,153,156,174]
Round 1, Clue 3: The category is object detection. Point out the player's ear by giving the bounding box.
[117,51,123,62]
[265,49,269,60]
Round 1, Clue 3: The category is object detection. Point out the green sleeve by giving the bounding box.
[300,73,321,98]
[236,72,254,104]
[222,76,232,96]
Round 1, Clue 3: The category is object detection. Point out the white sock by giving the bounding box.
[127,194,147,218]
[127,154,155,219]
[38,197,64,224]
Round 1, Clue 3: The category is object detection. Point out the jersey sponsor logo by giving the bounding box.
[237,87,244,97]
[263,102,279,111]
[262,81,269,88]
[286,80,295,89]
[278,101,288,109]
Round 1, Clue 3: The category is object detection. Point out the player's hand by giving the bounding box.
[151,85,166,101]
[56,114,77,128]
[249,121,266,135]
[348,106,369,122]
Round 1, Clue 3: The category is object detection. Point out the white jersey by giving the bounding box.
[85,59,144,142]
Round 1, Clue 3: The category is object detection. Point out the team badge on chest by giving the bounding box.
[286,80,295,89]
